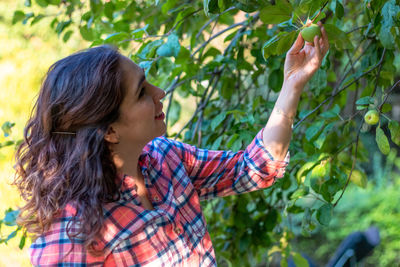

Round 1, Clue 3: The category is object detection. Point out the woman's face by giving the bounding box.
[109,56,166,146]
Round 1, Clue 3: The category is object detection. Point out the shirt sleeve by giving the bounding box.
[170,128,290,200]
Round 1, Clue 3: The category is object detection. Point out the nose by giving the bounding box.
[152,85,166,102]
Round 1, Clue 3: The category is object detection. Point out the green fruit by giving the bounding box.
[337,151,350,163]
[349,169,367,188]
[364,110,379,125]
[300,23,321,43]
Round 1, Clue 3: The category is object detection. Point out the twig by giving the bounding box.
[310,0,331,24]
[294,47,385,130]
[334,121,362,207]
[371,48,386,97]
[378,79,400,111]
[191,21,246,57]
[346,25,369,35]
[195,6,236,40]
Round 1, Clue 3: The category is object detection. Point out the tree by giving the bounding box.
[10,0,400,265]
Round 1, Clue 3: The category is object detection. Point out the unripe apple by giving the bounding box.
[364,110,379,125]
[300,23,321,43]
[337,151,350,163]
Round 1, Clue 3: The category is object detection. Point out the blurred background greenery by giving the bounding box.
[0,0,399,266]
[0,0,87,265]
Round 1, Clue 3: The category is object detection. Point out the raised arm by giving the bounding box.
[263,22,329,161]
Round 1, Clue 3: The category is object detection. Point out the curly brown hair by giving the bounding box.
[13,45,127,256]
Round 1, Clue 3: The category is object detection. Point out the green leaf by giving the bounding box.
[316,203,333,226]
[19,231,27,249]
[131,24,149,39]
[350,169,368,189]
[12,11,25,25]
[22,12,34,25]
[211,135,223,150]
[90,0,103,16]
[167,99,181,127]
[234,0,261,12]
[356,96,373,105]
[376,126,390,155]
[4,210,19,226]
[30,14,45,25]
[0,140,15,148]
[25,0,32,7]
[379,0,400,49]
[388,120,400,146]
[291,252,309,267]
[231,138,242,151]
[137,39,163,59]
[104,1,115,20]
[260,1,293,24]
[324,24,353,49]
[296,0,325,16]
[63,30,73,42]
[262,31,297,60]
[290,186,309,200]
[55,20,72,36]
[305,120,324,141]
[309,69,327,95]
[381,103,392,113]
[156,34,180,58]
[313,122,335,149]
[103,32,130,44]
[35,0,48,8]
[268,69,283,92]
[79,25,95,41]
[320,104,340,119]
[211,112,227,131]
[6,230,18,242]
[204,0,219,16]
[334,0,344,19]
[138,61,153,76]
[1,122,15,137]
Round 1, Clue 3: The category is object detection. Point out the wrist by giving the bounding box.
[282,79,305,93]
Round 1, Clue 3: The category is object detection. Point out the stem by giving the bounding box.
[311,0,331,24]
[334,122,362,207]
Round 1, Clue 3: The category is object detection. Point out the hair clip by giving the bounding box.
[52,131,77,135]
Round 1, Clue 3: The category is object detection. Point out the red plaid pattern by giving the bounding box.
[29,128,289,266]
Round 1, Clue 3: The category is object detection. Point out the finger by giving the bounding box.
[314,35,321,59]
[288,33,304,54]
[320,24,330,54]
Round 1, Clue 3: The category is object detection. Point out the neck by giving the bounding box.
[110,143,144,177]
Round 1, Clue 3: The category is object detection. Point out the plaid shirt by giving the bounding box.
[29,128,289,266]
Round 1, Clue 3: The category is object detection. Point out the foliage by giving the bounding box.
[9,0,400,265]
[293,147,400,266]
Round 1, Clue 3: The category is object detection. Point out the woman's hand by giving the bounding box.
[283,21,329,90]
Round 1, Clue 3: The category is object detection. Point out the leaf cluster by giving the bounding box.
[8,0,400,265]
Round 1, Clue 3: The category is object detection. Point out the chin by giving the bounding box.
[154,124,167,138]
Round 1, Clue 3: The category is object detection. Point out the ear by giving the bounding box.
[104,125,120,144]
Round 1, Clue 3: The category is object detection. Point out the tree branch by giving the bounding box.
[294,47,386,130]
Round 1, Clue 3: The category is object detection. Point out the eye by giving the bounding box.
[138,86,145,98]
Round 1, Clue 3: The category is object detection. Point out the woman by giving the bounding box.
[14,22,329,266]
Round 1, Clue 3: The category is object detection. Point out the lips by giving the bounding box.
[155,111,165,120]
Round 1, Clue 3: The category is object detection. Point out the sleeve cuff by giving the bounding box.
[246,128,290,179]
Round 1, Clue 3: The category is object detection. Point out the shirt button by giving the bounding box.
[153,195,160,202]
[174,227,182,235]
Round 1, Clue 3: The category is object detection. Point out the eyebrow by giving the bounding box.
[135,69,146,97]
